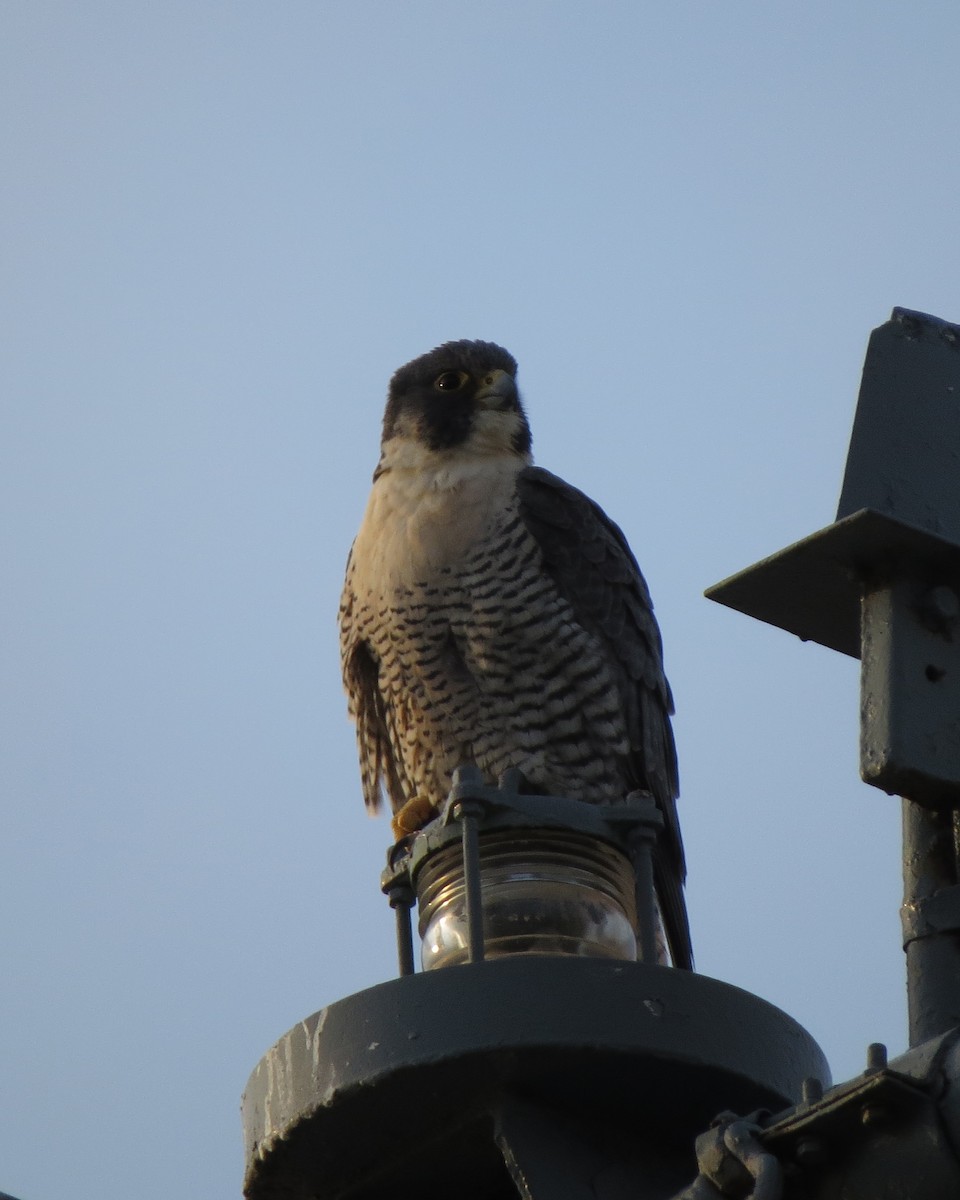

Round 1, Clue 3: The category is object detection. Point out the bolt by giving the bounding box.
[452,797,483,822]
[866,1042,888,1073]
[801,1076,823,1105]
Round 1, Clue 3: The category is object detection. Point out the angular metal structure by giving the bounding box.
[671,1030,960,1199]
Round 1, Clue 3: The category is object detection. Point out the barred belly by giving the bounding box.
[369,503,630,813]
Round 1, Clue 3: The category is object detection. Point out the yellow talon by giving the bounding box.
[391,796,436,838]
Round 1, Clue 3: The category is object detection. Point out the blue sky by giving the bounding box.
[3,4,959,1198]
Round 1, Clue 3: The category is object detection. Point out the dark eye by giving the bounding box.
[435,370,467,392]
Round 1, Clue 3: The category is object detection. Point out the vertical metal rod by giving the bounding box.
[459,807,485,963]
[387,885,416,977]
[902,797,960,1046]
[626,794,663,965]
[633,841,658,964]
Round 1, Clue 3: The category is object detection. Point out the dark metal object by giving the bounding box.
[381,768,667,973]
[671,1028,960,1199]
[451,769,486,964]
[627,789,661,965]
[901,800,960,1044]
[707,307,960,1047]
[860,580,960,804]
[704,508,960,659]
[672,1119,783,1200]
[242,957,829,1200]
[384,879,415,977]
[836,309,960,543]
[866,1042,888,1073]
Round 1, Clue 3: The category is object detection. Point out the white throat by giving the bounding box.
[351,438,530,590]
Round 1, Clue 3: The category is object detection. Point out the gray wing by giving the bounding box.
[516,465,692,970]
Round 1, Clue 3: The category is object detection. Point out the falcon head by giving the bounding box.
[381,340,532,461]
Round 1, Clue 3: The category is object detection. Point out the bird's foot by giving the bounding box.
[391,795,436,839]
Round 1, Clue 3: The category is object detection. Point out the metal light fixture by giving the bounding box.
[381,765,666,974]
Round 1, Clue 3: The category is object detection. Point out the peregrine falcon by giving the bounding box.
[339,340,692,969]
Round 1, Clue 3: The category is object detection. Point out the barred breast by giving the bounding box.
[340,455,630,821]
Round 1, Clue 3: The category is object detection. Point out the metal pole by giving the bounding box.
[901,798,960,1045]
[633,840,658,965]
[387,883,416,977]
[456,801,485,964]
[626,792,665,965]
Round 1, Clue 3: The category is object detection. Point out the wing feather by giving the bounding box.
[516,465,692,969]
[339,555,403,815]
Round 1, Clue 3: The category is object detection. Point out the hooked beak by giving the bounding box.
[475,367,518,411]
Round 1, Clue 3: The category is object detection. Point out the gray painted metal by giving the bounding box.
[671,1028,960,1199]
[861,580,960,803]
[454,796,486,963]
[242,957,828,1200]
[384,879,415,976]
[901,801,960,1045]
[837,308,960,543]
[705,508,960,659]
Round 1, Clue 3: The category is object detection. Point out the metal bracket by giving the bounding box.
[861,578,960,805]
[669,1032,960,1200]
